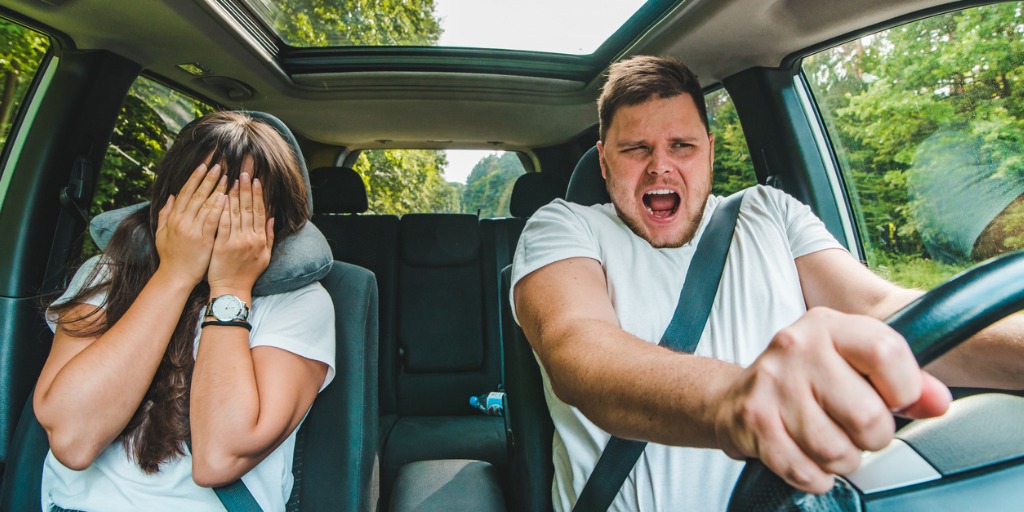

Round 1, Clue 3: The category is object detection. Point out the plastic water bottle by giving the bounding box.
[469,391,505,416]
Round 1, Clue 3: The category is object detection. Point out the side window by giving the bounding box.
[804,3,1024,289]
[0,18,49,153]
[706,88,755,196]
[93,77,214,217]
[354,149,526,217]
[82,77,213,256]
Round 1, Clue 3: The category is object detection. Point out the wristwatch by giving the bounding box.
[205,294,251,322]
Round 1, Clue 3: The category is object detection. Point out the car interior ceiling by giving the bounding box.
[0,0,1021,511]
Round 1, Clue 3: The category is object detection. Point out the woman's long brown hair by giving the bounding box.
[48,111,309,472]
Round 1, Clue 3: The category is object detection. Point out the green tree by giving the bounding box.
[706,90,755,196]
[0,20,48,145]
[268,0,442,46]
[461,152,525,217]
[355,149,460,215]
[805,3,1024,268]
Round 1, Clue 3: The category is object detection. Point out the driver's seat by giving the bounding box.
[501,146,605,511]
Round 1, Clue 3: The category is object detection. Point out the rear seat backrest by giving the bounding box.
[397,214,499,415]
[310,166,401,415]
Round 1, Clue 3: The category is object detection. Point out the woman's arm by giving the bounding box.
[189,171,328,486]
[34,163,227,469]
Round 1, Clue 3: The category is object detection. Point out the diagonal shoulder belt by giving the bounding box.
[572,190,746,512]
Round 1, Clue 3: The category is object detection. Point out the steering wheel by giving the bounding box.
[727,250,1024,512]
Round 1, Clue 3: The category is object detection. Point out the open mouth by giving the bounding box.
[642,189,680,219]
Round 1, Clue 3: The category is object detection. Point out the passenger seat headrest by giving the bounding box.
[243,111,314,210]
[565,146,610,206]
[310,167,369,214]
[509,172,567,217]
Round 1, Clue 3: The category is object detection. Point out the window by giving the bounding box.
[803,2,1024,289]
[81,77,213,256]
[0,18,49,154]
[354,149,525,217]
[92,77,214,217]
[706,87,755,196]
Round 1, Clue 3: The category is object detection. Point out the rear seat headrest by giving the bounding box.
[509,172,567,217]
[565,146,610,206]
[310,166,369,214]
[89,111,332,297]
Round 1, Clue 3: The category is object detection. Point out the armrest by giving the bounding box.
[389,459,506,512]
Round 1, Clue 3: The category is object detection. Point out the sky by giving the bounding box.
[444,150,501,184]
[433,0,643,182]
[432,0,644,55]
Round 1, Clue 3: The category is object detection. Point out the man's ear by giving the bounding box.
[597,141,608,180]
[708,133,715,170]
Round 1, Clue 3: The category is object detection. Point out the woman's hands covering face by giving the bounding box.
[155,163,228,287]
[207,169,275,294]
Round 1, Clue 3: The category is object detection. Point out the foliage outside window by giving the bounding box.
[81,78,213,257]
[0,18,48,151]
[353,149,525,217]
[804,2,1024,289]
[706,88,755,196]
[256,0,442,47]
[93,78,214,218]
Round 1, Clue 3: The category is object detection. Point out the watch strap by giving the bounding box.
[201,320,253,331]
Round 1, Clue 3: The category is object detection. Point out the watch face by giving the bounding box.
[211,295,245,321]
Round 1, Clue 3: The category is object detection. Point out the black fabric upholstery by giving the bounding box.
[314,214,401,416]
[288,261,380,511]
[509,172,567,217]
[310,166,369,214]
[389,460,506,512]
[399,214,480,267]
[500,265,555,512]
[397,214,489,398]
[382,416,506,490]
[565,145,610,206]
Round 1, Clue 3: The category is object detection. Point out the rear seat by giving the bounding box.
[310,166,566,504]
[310,167,402,416]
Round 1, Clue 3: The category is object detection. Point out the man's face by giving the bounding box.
[598,94,715,248]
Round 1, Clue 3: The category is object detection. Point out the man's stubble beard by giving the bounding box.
[611,193,709,249]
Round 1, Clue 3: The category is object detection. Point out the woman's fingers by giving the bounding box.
[172,163,208,215]
[252,177,266,237]
[229,176,241,236]
[157,195,174,231]
[183,164,222,220]
[205,194,228,240]
[265,217,275,250]
[239,172,254,232]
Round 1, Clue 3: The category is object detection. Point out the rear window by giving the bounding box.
[353,149,526,217]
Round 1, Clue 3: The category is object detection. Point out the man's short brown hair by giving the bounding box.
[598,55,709,141]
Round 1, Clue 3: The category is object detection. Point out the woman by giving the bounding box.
[36,111,336,511]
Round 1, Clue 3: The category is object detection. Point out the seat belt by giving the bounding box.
[573,190,746,512]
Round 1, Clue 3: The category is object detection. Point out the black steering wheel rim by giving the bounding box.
[727,249,1024,512]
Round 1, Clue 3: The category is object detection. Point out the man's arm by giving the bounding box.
[797,247,1024,389]
[516,255,947,493]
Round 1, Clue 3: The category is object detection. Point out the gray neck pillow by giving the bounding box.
[89,202,333,297]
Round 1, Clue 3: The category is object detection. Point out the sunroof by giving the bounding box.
[243,0,649,55]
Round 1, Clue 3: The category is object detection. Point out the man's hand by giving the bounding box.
[208,171,274,295]
[155,162,227,287]
[713,307,952,494]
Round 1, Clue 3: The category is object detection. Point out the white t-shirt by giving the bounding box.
[510,185,844,511]
[41,256,337,512]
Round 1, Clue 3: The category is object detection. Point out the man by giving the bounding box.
[511,55,1024,511]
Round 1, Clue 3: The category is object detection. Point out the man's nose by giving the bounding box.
[647,148,671,175]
